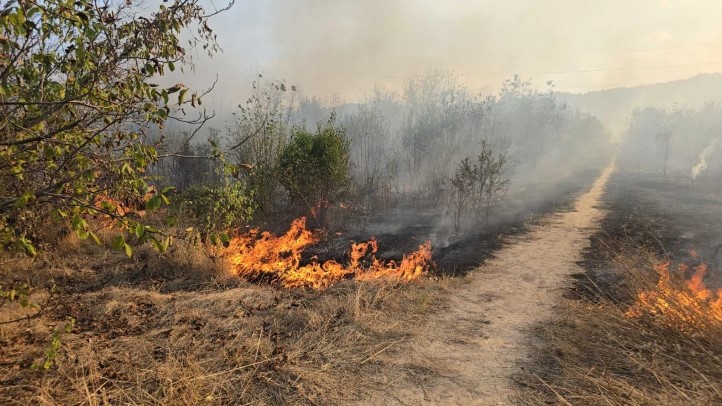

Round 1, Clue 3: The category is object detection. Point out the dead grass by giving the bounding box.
[0,237,450,405]
[515,233,722,405]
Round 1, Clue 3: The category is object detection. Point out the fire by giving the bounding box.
[626,262,722,329]
[691,157,706,180]
[223,217,432,289]
[690,138,719,180]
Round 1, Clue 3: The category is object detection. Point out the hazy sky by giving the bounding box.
[187,0,722,105]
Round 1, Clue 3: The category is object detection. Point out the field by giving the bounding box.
[3,3,722,403]
[517,169,722,405]
[0,170,598,404]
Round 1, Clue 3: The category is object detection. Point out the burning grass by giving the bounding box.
[626,262,722,330]
[0,240,451,405]
[0,219,447,405]
[516,237,722,405]
[223,217,432,290]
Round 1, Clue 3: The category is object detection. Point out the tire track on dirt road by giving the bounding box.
[363,160,616,405]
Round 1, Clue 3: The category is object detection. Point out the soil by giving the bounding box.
[358,161,616,405]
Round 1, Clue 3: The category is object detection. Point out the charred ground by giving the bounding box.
[303,168,602,278]
[517,168,722,405]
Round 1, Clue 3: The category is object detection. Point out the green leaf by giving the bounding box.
[111,235,125,250]
[149,238,163,252]
[219,232,230,247]
[146,195,162,211]
[15,191,36,207]
[50,210,63,223]
[89,231,101,246]
[135,224,145,238]
[161,186,176,194]
[123,243,132,258]
[165,216,177,227]
[148,236,171,253]
[17,238,36,256]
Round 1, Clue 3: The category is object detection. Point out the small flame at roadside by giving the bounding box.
[223,217,432,289]
[626,262,722,329]
[690,138,719,180]
[691,157,707,180]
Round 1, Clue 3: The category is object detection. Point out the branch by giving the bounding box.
[202,1,235,18]
[0,119,83,146]
[228,112,270,151]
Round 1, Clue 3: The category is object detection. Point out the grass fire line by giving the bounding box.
[626,261,722,329]
[222,217,432,289]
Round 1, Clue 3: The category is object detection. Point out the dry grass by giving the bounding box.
[0,237,450,405]
[516,234,722,405]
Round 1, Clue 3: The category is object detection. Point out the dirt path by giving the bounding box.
[365,161,616,405]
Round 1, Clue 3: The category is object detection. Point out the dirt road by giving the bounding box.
[364,161,616,405]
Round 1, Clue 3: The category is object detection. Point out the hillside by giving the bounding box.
[562,73,722,137]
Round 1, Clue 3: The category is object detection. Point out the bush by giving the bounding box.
[279,116,350,221]
[176,182,255,242]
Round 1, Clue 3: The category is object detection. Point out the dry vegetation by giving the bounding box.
[0,237,454,405]
[516,230,722,405]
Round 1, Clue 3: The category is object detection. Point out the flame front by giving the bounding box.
[224,217,432,289]
[626,262,722,329]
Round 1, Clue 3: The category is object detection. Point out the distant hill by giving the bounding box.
[561,73,722,138]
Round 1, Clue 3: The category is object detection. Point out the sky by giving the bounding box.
[185,0,722,106]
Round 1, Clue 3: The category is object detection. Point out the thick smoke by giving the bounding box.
[189,0,722,107]
[160,0,722,248]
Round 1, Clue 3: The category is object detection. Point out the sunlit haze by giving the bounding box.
[191,0,722,104]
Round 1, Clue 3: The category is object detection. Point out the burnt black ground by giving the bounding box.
[318,168,604,277]
[574,169,722,301]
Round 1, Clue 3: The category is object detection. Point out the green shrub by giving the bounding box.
[279,116,351,218]
[176,182,255,242]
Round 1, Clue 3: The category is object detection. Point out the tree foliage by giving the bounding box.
[0,0,226,254]
[279,116,350,219]
[228,78,296,217]
[448,140,509,232]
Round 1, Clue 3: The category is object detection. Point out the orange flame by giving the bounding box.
[223,217,432,289]
[626,262,722,329]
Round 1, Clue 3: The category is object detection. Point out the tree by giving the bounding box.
[344,103,392,210]
[0,0,229,254]
[447,140,509,232]
[227,78,296,217]
[278,116,350,224]
[656,126,673,178]
[400,70,471,193]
